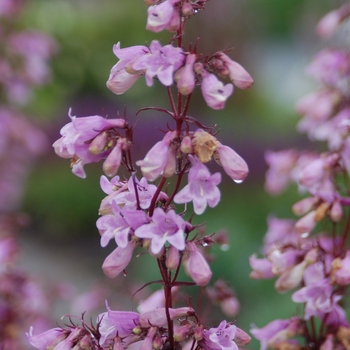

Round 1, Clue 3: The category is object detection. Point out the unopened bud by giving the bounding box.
[194,62,203,74]
[103,141,123,177]
[180,136,193,153]
[89,131,108,155]
[194,325,204,341]
[166,246,180,270]
[292,197,317,216]
[330,200,343,222]
[174,323,194,342]
[79,334,92,349]
[152,333,163,350]
[234,327,251,346]
[315,202,330,222]
[182,2,193,16]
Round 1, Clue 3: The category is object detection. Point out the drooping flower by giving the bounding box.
[52,110,126,178]
[185,241,212,286]
[135,208,187,255]
[217,53,254,89]
[146,0,181,33]
[200,71,234,110]
[176,53,196,95]
[102,242,136,278]
[174,155,221,215]
[136,131,177,181]
[214,143,248,182]
[107,42,150,95]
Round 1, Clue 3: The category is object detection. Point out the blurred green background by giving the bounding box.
[16,0,342,348]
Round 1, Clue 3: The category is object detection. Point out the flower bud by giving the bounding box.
[89,131,108,155]
[152,333,163,350]
[113,337,124,350]
[182,2,193,16]
[177,54,196,95]
[234,327,251,346]
[103,141,123,177]
[320,334,334,350]
[185,242,212,286]
[295,210,317,235]
[215,143,248,182]
[194,325,204,341]
[330,199,343,222]
[292,197,317,216]
[140,327,158,350]
[166,246,180,270]
[180,135,193,153]
[174,323,194,342]
[217,53,254,89]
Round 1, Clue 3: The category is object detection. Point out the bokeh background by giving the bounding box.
[14,0,344,348]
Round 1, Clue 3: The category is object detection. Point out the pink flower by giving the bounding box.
[217,53,254,89]
[102,242,136,278]
[215,143,248,182]
[136,131,177,181]
[26,327,65,350]
[199,320,238,350]
[177,54,196,95]
[250,318,300,350]
[316,3,350,38]
[107,42,150,94]
[185,241,212,286]
[249,255,274,279]
[52,110,126,178]
[98,304,140,345]
[97,202,148,248]
[146,0,180,33]
[132,40,184,87]
[135,208,187,255]
[174,155,221,215]
[200,71,234,110]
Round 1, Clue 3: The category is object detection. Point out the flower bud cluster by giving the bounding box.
[251,4,350,349]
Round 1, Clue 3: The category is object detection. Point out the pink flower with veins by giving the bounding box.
[135,208,187,255]
[174,155,221,215]
[146,0,181,33]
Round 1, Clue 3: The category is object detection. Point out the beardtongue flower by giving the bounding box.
[185,241,212,286]
[217,53,254,89]
[134,208,187,255]
[146,0,181,33]
[98,304,140,345]
[52,110,126,178]
[107,42,150,95]
[199,320,238,350]
[199,68,234,110]
[132,40,185,87]
[214,143,249,182]
[136,130,177,181]
[102,241,136,278]
[26,327,66,349]
[174,155,221,215]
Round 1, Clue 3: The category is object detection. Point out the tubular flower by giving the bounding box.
[174,155,221,215]
[134,208,187,255]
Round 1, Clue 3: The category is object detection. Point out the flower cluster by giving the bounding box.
[37,1,254,350]
[251,4,350,349]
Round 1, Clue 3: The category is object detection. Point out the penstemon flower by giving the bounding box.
[39,1,254,350]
